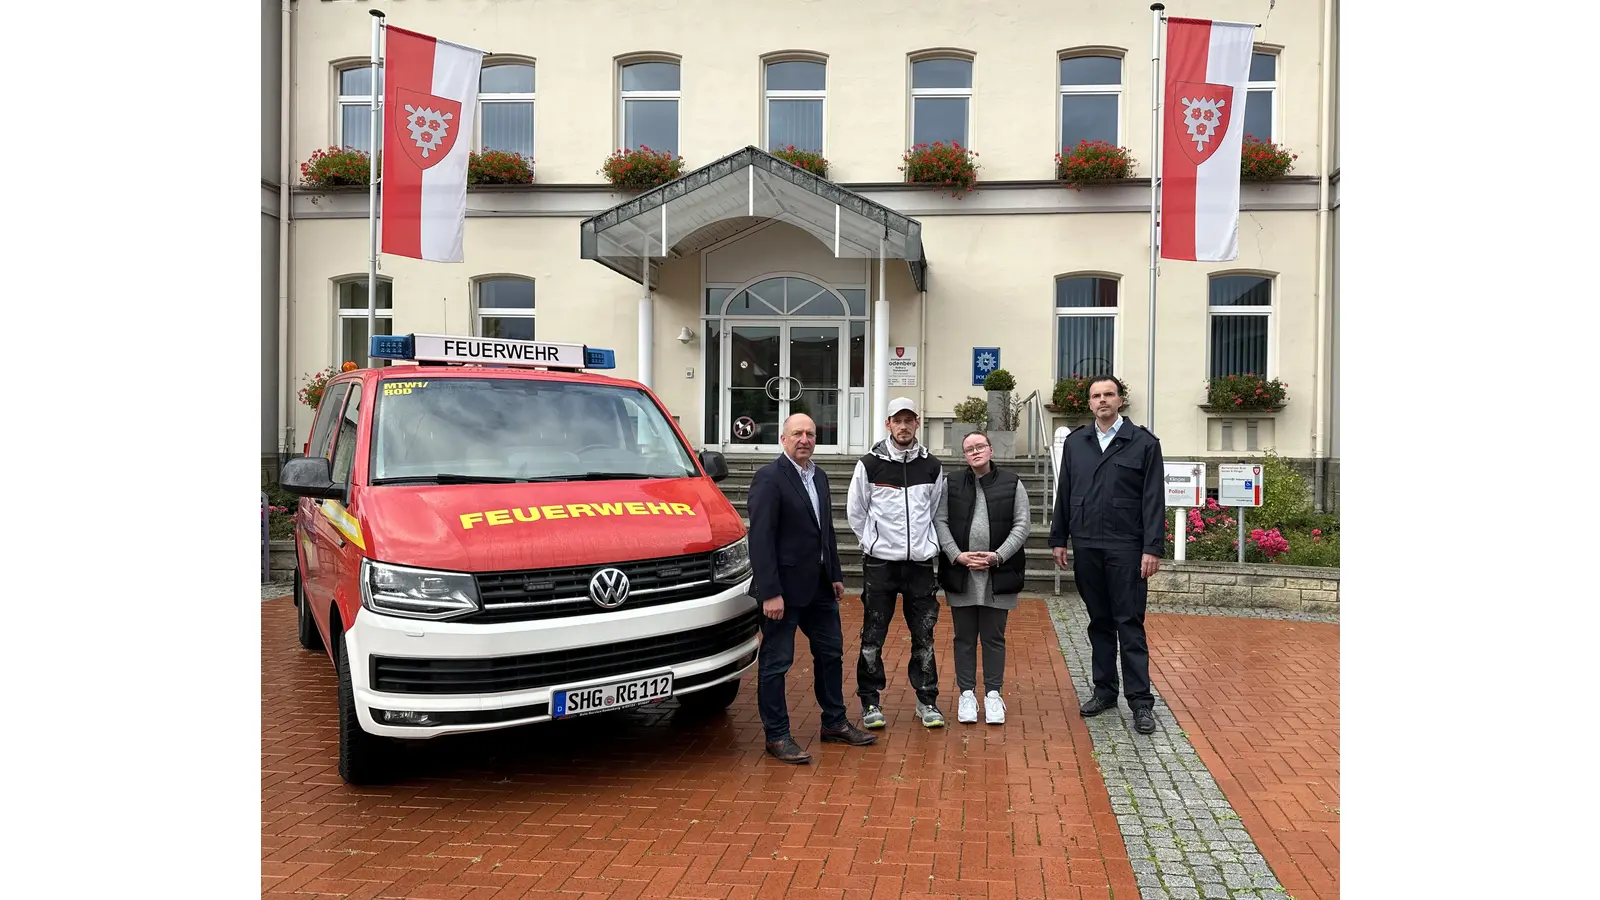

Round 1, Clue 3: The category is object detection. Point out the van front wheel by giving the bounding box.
[337,636,392,785]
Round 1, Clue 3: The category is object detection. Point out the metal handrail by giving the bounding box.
[1017,390,1055,527]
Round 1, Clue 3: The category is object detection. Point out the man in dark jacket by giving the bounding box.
[747,413,878,763]
[1047,376,1165,734]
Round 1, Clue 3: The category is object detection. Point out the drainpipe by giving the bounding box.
[918,286,928,449]
[278,0,295,461]
[1310,0,1334,511]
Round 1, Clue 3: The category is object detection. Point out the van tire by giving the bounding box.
[677,679,740,715]
[337,634,391,785]
[295,568,323,652]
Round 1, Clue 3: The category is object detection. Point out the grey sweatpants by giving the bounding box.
[951,605,1009,693]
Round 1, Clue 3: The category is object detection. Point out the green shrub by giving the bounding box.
[982,368,1016,392]
[953,396,988,424]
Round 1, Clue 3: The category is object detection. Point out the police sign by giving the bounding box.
[1163,462,1206,507]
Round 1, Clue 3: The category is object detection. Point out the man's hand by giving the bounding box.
[763,596,784,619]
[1140,554,1161,579]
[832,581,846,601]
[1052,547,1070,569]
[955,551,989,569]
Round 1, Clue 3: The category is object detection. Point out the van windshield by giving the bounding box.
[370,377,700,484]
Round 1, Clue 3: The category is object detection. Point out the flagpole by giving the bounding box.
[367,9,385,368]
[1146,3,1164,432]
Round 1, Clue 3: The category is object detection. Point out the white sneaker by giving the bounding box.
[957,690,978,723]
[984,691,1006,724]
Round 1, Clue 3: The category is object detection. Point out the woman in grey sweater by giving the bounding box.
[935,430,1031,725]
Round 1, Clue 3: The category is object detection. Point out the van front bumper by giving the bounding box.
[343,578,759,738]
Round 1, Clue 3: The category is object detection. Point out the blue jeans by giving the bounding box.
[756,575,848,743]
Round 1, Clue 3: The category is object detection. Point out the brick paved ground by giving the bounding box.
[1144,613,1339,900]
[263,595,1142,900]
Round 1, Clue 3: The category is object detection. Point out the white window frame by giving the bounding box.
[908,54,973,148]
[334,277,393,368]
[1206,273,1276,379]
[1057,51,1124,151]
[762,56,827,154]
[618,58,681,155]
[1053,274,1121,380]
[335,62,382,154]
[477,59,536,157]
[1246,49,1279,143]
[473,276,536,340]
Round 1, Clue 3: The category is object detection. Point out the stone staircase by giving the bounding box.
[715,453,1073,596]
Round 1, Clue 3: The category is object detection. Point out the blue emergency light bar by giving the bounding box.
[370,333,616,370]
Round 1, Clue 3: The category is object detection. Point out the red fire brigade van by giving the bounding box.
[278,333,757,784]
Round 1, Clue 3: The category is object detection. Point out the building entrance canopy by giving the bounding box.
[579,146,926,291]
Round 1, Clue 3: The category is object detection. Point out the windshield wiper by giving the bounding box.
[567,471,666,481]
[373,473,526,485]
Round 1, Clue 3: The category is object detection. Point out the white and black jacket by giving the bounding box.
[846,438,946,563]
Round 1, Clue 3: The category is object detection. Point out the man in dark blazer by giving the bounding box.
[747,413,878,763]
[1047,376,1166,735]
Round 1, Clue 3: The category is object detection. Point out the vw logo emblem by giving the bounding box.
[588,567,631,609]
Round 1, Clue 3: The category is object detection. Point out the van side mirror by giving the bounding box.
[699,449,729,483]
[279,456,344,500]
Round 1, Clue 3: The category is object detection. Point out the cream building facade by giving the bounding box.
[263,0,1339,504]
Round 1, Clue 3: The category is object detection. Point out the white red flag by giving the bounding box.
[380,26,484,263]
[1158,17,1255,262]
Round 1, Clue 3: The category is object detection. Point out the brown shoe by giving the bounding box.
[820,722,878,746]
[765,736,812,764]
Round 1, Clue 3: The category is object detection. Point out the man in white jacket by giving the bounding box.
[846,397,948,729]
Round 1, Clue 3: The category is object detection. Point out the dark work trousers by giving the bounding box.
[857,556,940,709]
[950,605,1010,694]
[756,571,848,743]
[1071,545,1153,710]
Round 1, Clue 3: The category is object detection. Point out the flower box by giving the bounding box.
[1240,136,1297,181]
[1055,140,1135,190]
[600,146,685,191]
[770,145,829,178]
[469,149,534,185]
[900,142,979,197]
[299,146,374,189]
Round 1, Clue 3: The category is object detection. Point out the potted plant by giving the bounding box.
[981,368,1021,457]
[297,361,358,410]
[900,141,979,197]
[1203,372,1288,412]
[770,145,829,178]
[1049,373,1130,422]
[299,146,375,189]
[468,149,534,185]
[1054,140,1135,190]
[600,146,685,190]
[952,396,988,450]
[1240,135,1298,181]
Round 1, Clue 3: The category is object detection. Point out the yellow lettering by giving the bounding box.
[625,502,648,516]
[567,503,596,517]
[512,507,540,522]
[543,504,568,520]
[669,503,695,516]
[486,509,512,526]
[596,502,625,516]
[460,512,485,530]
[647,502,673,515]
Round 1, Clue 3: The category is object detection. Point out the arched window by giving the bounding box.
[910,54,973,146]
[479,60,535,157]
[620,58,680,155]
[334,276,393,367]
[722,277,847,317]
[1208,274,1273,377]
[1058,52,1122,150]
[474,276,535,340]
[763,56,826,153]
[1054,275,1119,378]
[1244,50,1278,141]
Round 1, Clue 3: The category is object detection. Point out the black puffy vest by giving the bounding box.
[939,466,1026,595]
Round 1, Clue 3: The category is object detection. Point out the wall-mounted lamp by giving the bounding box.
[677,326,696,344]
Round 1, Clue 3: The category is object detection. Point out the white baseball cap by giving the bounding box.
[886,397,918,418]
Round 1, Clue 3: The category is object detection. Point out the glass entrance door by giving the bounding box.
[722,321,844,453]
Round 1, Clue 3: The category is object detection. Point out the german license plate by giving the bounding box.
[552,672,673,719]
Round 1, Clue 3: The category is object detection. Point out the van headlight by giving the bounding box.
[712,537,751,583]
[361,559,480,620]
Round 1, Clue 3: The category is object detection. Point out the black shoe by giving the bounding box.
[1132,708,1157,734]
[821,722,878,746]
[1079,695,1118,717]
[765,737,812,764]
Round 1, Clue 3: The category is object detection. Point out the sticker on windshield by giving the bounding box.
[460,501,697,530]
[382,381,431,396]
